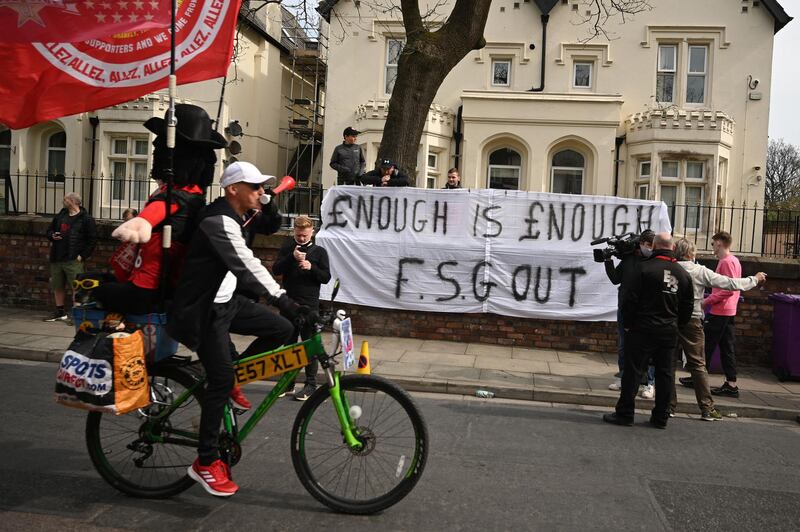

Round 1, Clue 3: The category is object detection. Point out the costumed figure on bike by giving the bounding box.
[94,104,228,314]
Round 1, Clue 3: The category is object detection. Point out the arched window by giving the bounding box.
[488,148,521,190]
[551,149,584,194]
[47,131,66,182]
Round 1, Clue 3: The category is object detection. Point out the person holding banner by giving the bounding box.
[273,215,332,401]
[603,233,693,429]
[168,162,305,497]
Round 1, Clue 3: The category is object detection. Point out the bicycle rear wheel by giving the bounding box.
[291,374,428,514]
[85,363,203,498]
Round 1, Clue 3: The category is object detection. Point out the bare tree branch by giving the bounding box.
[766,138,800,208]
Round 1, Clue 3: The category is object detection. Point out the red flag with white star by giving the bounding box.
[0,0,171,43]
[0,0,242,129]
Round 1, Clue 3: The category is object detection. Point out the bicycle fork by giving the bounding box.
[323,366,363,451]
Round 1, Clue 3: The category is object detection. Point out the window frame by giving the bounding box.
[637,183,649,200]
[491,58,512,87]
[639,160,651,179]
[427,152,438,171]
[488,163,520,190]
[684,184,705,229]
[686,160,705,180]
[661,160,680,180]
[384,38,405,95]
[46,131,67,183]
[572,61,593,89]
[656,44,677,103]
[686,44,708,105]
[108,135,150,203]
[549,149,586,196]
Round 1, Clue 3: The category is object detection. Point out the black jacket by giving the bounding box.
[361,168,410,187]
[46,207,97,262]
[167,197,286,351]
[272,238,331,306]
[242,194,283,248]
[330,142,365,185]
[604,253,641,308]
[621,249,693,332]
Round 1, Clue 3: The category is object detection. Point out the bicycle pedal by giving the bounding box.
[232,406,250,415]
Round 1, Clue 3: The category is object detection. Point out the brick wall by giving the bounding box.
[1,215,797,366]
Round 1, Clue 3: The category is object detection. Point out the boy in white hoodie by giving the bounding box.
[672,238,766,420]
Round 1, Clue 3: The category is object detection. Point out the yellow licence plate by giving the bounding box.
[234,345,308,386]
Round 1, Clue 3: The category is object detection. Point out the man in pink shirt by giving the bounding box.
[703,232,742,398]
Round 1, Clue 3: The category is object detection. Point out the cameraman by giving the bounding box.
[603,230,655,395]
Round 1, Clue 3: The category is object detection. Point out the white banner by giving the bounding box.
[315,187,671,321]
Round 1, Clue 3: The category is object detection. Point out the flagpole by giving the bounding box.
[160,0,178,311]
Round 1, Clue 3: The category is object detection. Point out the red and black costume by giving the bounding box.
[96,104,226,314]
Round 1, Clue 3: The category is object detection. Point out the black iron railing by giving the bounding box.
[1,173,797,257]
[666,202,799,258]
[0,172,324,229]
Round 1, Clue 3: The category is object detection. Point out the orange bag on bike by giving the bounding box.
[55,330,150,415]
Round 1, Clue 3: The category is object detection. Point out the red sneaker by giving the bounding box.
[229,385,252,410]
[188,458,239,497]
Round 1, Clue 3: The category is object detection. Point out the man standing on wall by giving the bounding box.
[330,127,365,185]
[44,193,97,322]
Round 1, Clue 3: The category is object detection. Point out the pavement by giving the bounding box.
[3,305,799,421]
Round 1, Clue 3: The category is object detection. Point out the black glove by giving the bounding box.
[276,294,310,322]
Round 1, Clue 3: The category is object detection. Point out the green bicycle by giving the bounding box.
[84,300,429,514]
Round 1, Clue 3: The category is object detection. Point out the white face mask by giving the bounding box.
[640,245,653,258]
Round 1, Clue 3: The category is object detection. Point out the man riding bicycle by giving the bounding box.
[167,161,305,497]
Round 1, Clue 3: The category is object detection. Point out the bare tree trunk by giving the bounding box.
[377,0,492,182]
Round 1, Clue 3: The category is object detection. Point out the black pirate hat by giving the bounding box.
[144,104,227,149]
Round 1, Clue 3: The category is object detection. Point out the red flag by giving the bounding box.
[0,0,242,129]
[0,0,171,43]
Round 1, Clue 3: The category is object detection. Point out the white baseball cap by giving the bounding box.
[220,161,276,188]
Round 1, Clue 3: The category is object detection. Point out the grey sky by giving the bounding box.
[770,0,800,146]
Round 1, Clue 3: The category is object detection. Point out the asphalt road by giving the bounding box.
[1,358,799,532]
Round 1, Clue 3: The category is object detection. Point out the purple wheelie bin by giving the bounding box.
[769,293,800,382]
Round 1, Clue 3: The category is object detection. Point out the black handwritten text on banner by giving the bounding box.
[316,187,671,321]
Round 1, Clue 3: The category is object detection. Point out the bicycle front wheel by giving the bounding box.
[291,374,428,514]
[85,363,204,499]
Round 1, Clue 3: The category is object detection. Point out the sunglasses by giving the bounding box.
[243,182,264,191]
[73,278,101,290]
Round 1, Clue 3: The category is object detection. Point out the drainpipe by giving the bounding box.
[613,135,625,197]
[453,105,463,170]
[528,0,557,92]
[88,116,100,215]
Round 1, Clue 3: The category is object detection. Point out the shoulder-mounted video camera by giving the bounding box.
[591,232,642,262]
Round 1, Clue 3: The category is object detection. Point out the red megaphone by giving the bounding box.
[272,175,296,195]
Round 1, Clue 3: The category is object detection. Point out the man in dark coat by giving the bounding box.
[330,126,365,185]
[361,157,410,187]
[272,215,331,400]
[44,192,96,321]
[603,232,693,429]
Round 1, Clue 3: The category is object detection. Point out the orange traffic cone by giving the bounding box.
[356,341,371,375]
